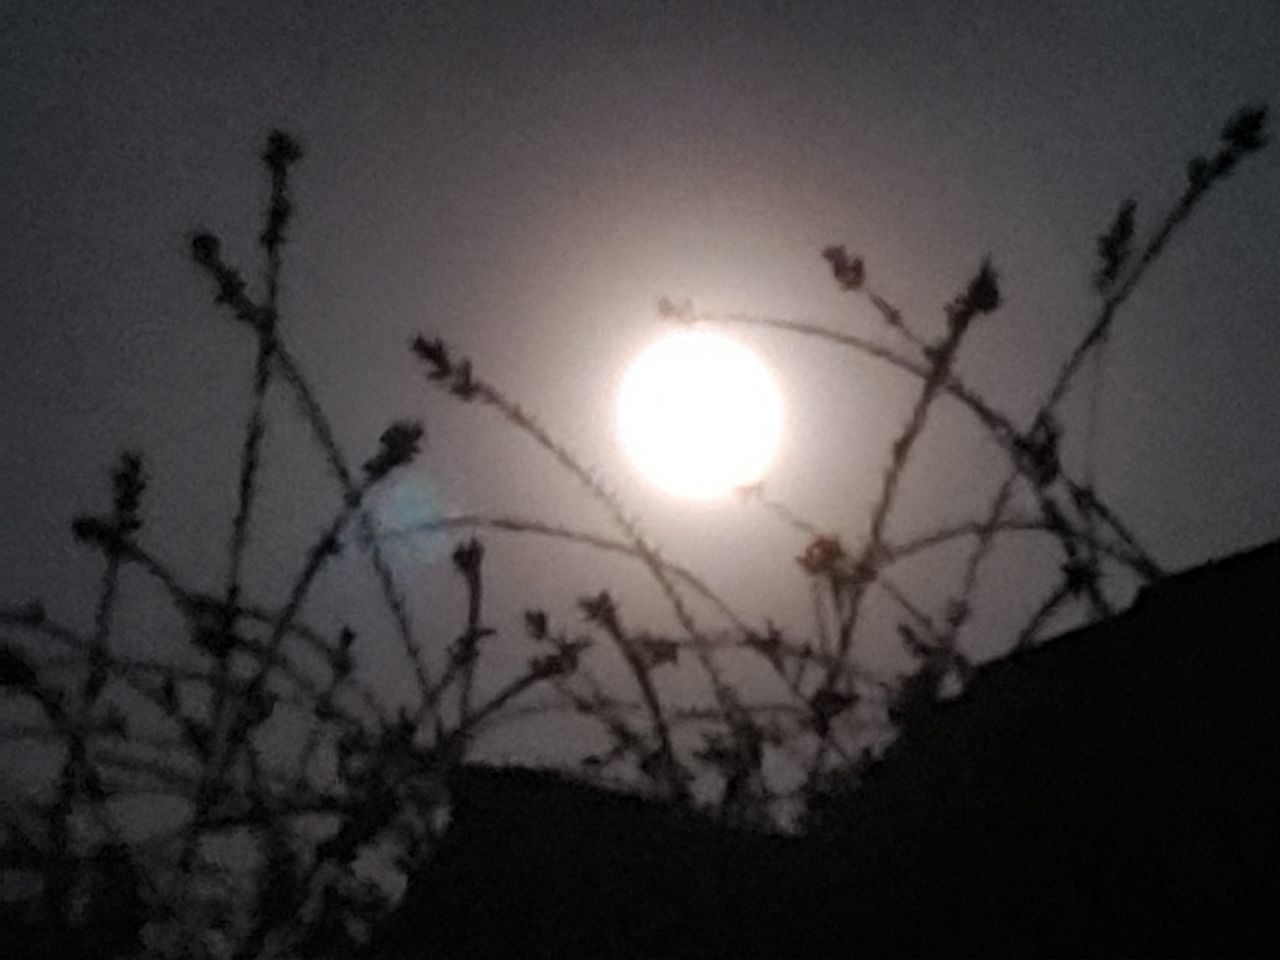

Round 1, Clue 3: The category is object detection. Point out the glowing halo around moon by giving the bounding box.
[616,330,783,499]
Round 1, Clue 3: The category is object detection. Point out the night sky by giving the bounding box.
[3,0,1279,779]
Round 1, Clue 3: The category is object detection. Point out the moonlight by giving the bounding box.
[617,330,784,499]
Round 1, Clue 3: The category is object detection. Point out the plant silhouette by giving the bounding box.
[0,105,1270,959]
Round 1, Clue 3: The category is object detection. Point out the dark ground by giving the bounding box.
[371,539,1280,958]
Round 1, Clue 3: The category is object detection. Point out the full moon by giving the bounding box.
[617,331,783,499]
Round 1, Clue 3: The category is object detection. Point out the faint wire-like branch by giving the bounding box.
[684,307,1161,577]
[80,452,144,708]
[276,334,435,709]
[2,555,388,728]
[824,259,1002,674]
[740,483,939,660]
[208,423,422,819]
[1046,105,1269,416]
[951,103,1270,648]
[737,482,823,538]
[1,643,159,930]
[188,135,300,893]
[887,515,1139,572]
[580,589,688,798]
[448,539,493,732]
[381,511,885,709]
[410,339,699,636]
[817,244,930,351]
[222,132,297,637]
[191,223,433,712]
[381,512,752,633]
[409,339,757,757]
[1013,580,1076,650]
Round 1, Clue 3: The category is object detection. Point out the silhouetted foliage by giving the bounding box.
[0,104,1271,958]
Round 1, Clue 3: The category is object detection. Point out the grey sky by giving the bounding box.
[3,1,1279,766]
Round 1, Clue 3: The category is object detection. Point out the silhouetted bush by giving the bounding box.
[0,105,1269,958]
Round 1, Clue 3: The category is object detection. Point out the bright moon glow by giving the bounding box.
[617,331,783,499]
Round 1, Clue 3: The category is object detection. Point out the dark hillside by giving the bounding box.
[369,764,799,958]
[370,540,1280,957]
[795,538,1280,956]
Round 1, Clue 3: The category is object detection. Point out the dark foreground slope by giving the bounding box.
[369,539,1279,958]
[370,763,798,958]
[791,537,1280,956]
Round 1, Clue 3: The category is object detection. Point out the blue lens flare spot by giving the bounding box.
[368,474,451,565]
